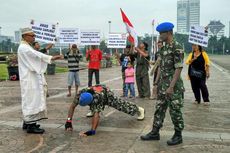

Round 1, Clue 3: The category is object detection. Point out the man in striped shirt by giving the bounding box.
[65,44,82,97]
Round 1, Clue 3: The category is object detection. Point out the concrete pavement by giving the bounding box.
[0,58,230,153]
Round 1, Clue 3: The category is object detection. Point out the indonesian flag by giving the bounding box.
[120,8,138,47]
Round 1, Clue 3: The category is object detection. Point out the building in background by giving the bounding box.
[208,20,225,40]
[14,30,21,44]
[0,35,14,43]
[229,21,230,38]
[177,0,189,34]
[177,0,200,34]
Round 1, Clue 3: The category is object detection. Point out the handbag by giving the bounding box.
[190,65,204,78]
[189,52,204,79]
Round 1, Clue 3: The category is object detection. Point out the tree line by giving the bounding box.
[1,34,230,55]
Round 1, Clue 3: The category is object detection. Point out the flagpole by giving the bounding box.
[108,20,112,55]
[151,19,155,61]
[59,47,62,55]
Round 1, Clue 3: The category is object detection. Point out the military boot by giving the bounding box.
[167,130,183,146]
[140,127,160,140]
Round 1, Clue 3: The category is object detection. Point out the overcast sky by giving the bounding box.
[0,0,229,37]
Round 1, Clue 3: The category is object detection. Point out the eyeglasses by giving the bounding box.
[26,34,36,37]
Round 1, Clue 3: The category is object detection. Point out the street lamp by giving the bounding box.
[108,21,111,33]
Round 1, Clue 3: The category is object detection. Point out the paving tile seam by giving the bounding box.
[1,120,230,141]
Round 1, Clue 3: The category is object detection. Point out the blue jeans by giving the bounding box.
[125,83,135,97]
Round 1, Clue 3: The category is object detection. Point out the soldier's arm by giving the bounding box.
[169,46,184,89]
[65,95,79,131]
[169,68,183,89]
[154,67,161,86]
[65,103,77,131]
[79,112,99,137]
[135,47,149,57]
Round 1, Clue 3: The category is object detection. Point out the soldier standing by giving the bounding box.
[140,22,185,145]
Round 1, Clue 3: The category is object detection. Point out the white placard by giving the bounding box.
[107,33,127,48]
[80,30,101,45]
[30,20,57,43]
[188,25,208,47]
[58,28,79,44]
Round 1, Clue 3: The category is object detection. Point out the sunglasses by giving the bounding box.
[26,34,36,37]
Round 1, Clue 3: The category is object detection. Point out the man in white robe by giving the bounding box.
[18,28,63,134]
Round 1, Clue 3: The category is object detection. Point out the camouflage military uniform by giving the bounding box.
[153,40,185,132]
[73,85,139,116]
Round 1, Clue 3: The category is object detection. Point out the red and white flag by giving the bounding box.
[120,8,138,47]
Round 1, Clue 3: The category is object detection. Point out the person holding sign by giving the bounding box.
[18,28,63,134]
[64,84,145,136]
[65,44,82,97]
[32,41,53,54]
[186,44,210,105]
[86,45,102,87]
[141,22,185,146]
[134,42,151,99]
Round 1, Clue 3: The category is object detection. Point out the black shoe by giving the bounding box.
[27,124,45,134]
[140,131,160,141]
[167,131,183,146]
[22,122,40,130]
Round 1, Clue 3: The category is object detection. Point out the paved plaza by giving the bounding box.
[0,56,230,153]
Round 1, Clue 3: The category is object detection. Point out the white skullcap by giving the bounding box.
[20,27,34,35]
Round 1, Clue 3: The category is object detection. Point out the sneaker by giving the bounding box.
[86,111,94,117]
[137,107,145,120]
[193,101,199,104]
[130,96,135,100]
[203,102,210,106]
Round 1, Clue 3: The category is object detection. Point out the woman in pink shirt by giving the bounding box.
[125,62,135,98]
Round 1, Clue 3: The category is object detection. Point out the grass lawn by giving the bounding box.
[0,64,67,81]
[0,64,8,80]
[55,66,68,73]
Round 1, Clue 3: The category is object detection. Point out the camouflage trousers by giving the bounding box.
[107,92,139,116]
[153,94,184,131]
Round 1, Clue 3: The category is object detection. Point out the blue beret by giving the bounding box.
[79,92,93,106]
[156,22,174,33]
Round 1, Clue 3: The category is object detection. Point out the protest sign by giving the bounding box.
[188,25,208,47]
[30,20,57,43]
[58,28,79,44]
[107,33,127,48]
[80,30,101,45]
